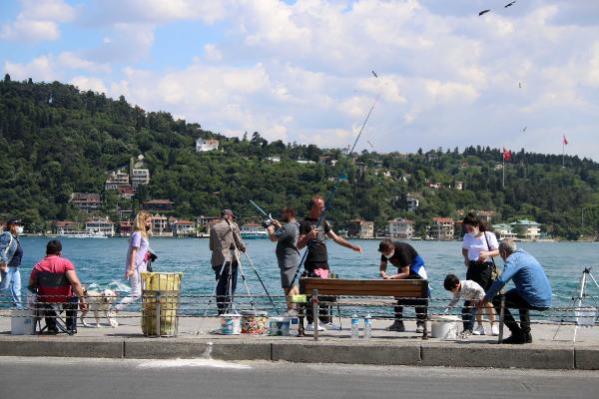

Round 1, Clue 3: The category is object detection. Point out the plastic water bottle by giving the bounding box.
[351,314,360,339]
[289,317,299,336]
[363,314,372,340]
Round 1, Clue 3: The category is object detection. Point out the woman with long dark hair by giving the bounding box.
[461,213,499,335]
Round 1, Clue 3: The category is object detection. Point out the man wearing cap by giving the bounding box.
[209,209,247,314]
[0,219,25,308]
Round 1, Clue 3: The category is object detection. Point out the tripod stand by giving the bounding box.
[215,248,255,315]
[553,267,599,343]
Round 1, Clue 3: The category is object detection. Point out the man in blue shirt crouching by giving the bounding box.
[478,239,552,344]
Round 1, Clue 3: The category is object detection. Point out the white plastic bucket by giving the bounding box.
[268,317,291,336]
[11,309,35,335]
[431,315,460,340]
[220,314,241,335]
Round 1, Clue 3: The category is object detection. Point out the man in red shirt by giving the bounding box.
[29,240,87,334]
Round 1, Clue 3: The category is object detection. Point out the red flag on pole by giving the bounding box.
[502,147,512,161]
[563,135,569,145]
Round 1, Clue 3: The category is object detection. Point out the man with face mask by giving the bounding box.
[378,239,428,333]
[0,219,25,308]
[265,207,300,313]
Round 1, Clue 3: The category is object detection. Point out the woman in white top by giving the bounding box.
[461,213,499,333]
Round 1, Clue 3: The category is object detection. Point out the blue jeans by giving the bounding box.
[0,267,22,308]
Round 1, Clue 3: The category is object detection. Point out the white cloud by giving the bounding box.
[5,0,599,158]
[203,44,223,62]
[0,0,75,42]
[4,56,58,81]
[70,76,107,93]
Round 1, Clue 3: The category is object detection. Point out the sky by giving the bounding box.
[1,0,599,158]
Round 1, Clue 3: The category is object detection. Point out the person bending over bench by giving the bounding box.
[378,239,429,333]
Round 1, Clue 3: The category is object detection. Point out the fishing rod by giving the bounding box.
[287,71,382,287]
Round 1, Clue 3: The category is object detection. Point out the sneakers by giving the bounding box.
[472,324,486,335]
[305,323,326,332]
[415,321,425,334]
[385,321,406,332]
[490,323,500,336]
[325,322,341,331]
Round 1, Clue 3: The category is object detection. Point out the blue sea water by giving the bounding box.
[10,237,597,308]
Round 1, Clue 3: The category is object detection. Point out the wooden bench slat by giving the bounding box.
[300,278,428,297]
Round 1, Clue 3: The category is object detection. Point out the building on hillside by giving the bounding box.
[406,194,420,212]
[347,220,375,239]
[493,223,518,240]
[104,170,130,191]
[117,185,135,200]
[296,159,316,165]
[85,218,115,237]
[477,210,496,224]
[143,199,174,212]
[70,193,101,213]
[119,221,133,237]
[171,219,196,237]
[318,155,338,166]
[117,208,133,221]
[266,156,281,163]
[130,155,150,189]
[454,181,464,191]
[511,219,542,240]
[53,221,81,235]
[388,218,414,239]
[196,215,220,232]
[430,217,455,241]
[195,138,220,152]
[151,214,171,236]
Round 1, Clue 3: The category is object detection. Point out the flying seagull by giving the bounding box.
[522,126,527,132]
[371,70,378,78]
[505,1,517,8]
[479,9,491,16]
[518,81,522,89]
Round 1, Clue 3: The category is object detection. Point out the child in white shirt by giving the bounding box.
[444,274,499,336]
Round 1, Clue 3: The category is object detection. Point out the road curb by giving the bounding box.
[0,336,123,359]
[420,343,575,369]
[0,336,596,370]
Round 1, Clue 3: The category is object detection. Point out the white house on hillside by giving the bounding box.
[196,138,219,152]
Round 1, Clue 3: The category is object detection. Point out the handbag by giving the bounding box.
[483,232,501,280]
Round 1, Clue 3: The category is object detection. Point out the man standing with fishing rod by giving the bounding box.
[297,195,363,331]
[209,209,246,314]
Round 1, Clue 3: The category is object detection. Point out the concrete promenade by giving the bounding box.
[1,314,598,370]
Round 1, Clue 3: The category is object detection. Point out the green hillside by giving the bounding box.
[1,75,599,239]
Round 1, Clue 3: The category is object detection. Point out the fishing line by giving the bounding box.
[287,71,383,287]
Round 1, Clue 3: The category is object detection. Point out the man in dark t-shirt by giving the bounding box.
[379,239,429,333]
[297,195,362,331]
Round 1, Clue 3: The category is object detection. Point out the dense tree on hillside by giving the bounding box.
[1,78,599,239]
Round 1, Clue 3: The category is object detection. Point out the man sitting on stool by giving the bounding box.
[29,240,87,334]
[477,239,551,344]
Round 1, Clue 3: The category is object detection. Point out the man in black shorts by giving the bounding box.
[297,195,363,331]
[379,239,429,333]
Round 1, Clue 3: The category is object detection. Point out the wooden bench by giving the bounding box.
[299,278,429,339]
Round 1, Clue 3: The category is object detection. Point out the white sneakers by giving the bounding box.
[491,323,500,336]
[472,323,500,336]
[305,323,326,332]
[472,324,486,335]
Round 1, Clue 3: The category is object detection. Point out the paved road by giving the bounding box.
[0,356,598,399]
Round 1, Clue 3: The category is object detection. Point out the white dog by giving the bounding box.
[80,288,119,328]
